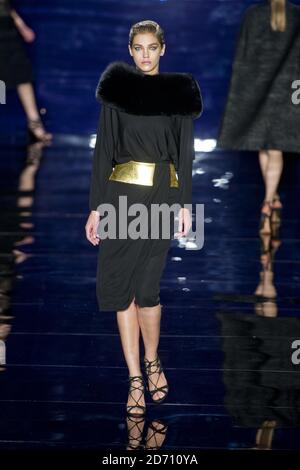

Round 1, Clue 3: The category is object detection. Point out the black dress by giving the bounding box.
[0,0,33,89]
[89,61,203,311]
[217,0,300,153]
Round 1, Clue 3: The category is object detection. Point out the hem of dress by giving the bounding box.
[98,295,161,311]
[5,79,33,90]
[98,292,136,312]
[217,141,300,153]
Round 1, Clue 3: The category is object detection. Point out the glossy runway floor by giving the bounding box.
[1,139,300,451]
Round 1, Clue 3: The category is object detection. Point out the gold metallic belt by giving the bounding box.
[109,160,179,188]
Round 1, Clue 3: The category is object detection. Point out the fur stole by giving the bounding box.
[95,60,203,119]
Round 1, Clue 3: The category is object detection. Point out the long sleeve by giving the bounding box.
[176,115,195,208]
[89,104,117,211]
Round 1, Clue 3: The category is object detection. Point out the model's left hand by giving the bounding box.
[175,207,192,238]
[21,26,36,43]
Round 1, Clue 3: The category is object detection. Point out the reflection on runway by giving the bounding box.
[216,209,300,450]
[0,139,299,449]
[0,142,46,373]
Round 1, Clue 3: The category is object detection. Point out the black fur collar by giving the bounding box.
[95,61,203,119]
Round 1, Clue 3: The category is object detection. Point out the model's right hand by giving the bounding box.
[85,211,100,246]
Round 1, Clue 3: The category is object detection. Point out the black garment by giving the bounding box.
[89,104,197,211]
[0,0,11,16]
[217,0,300,153]
[0,1,33,89]
[89,61,202,311]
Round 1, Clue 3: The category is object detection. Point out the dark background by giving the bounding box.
[3,0,299,139]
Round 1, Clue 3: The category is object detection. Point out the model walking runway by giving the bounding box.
[1,0,300,456]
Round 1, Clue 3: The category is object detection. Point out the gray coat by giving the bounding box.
[217,0,300,153]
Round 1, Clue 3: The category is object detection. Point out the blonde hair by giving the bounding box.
[271,0,286,31]
[129,20,165,47]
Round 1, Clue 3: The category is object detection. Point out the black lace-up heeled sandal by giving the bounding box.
[27,117,53,142]
[259,200,272,235]
[126,375,146,418]
[143,356,169,403]
[271,195,282,225]
[126,415,145,450]
[145,419,168,450]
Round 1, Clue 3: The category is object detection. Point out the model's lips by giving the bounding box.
[142,61,151,64]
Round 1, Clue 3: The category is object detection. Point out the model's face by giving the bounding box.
[129,32,165,75]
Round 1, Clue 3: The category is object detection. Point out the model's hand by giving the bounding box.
[85,211,100,246]
[11,10,35,42]
[21,26,36,43]
[175,207,192,238]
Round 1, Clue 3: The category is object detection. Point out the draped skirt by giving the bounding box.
[96,161,179,311]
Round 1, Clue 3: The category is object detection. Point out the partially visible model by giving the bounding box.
[218,0,300,233]
[0,0,52,141]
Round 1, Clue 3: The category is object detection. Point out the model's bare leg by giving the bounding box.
[259,150,283,233]
[16,82,52,141]
[259,150,283,202]
[259,150,269,183]
[117,299,145,414]
[263,150,283,202]
[138,304,161,359]
[17,82,40,120]
[137,303,168,401]
[259,150,283,203]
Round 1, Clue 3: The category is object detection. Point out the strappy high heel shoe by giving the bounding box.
[145,419,168,450]
[255,420,277,450]
[271,195,282,225]
[126,415,145,450]
[143,355,169,403]
[27,117,53,142]
[259,200,272,235]
[126,375,146,418]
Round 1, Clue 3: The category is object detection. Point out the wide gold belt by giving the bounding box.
[108,160,179,187]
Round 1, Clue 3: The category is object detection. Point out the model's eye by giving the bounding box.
[134,46,157,51]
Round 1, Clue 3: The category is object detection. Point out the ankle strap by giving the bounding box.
[144,356,162,372]
[144,356,160,365]
[27,118,43,129]
[128,375,143,382]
